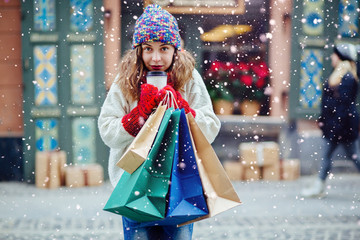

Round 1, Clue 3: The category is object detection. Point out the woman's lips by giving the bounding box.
[151,65,162,70]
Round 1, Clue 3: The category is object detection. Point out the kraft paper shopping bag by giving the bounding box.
[180,114,241,225]
[117,105,167,174]
[104,109,181,222]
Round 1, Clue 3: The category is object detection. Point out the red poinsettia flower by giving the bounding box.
[210,61,222,71]
[237,62,250,72]
[240,75,253,86]
[252,61,269,78]
[255,77,266,88]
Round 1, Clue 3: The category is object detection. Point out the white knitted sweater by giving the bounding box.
[98,69,221,187]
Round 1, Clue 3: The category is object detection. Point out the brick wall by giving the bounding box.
[0,0,23,137]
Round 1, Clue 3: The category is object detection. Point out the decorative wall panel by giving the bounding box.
[34,45,58,106]
[303,0,324,36]
[339,0,359,37]
[299,49,323,109]
[72,118,96,164]
[34,0,56,31]
[71,45,94,105]
[70,0,94,32]
[35,119,58,151]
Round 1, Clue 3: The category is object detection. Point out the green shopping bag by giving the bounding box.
[103,108,181,222]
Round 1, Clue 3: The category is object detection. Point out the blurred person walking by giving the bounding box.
[301,43,360,198]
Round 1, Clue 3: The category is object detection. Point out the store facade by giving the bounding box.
[0,0,359,181]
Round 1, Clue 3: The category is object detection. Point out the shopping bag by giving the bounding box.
[180,114,241,225]
[103,108,181,222]
[117,104,167,174]
[139,109,209,226]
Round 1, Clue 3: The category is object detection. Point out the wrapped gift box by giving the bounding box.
[64,165,85,188]
[239,142,279,167]
[65,164,104,188]
[239,142,280,181]
[84,164,104,186]
[281,159,300,181]
[243,165,260,181]
[35,150,67,189]
[262,162,281,181]
[223,161,244,181]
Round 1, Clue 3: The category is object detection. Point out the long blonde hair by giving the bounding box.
[329,60,358,87]
[116,46,195,101]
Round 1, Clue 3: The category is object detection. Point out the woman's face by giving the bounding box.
[331,52,340,68]
[141,41,175,72]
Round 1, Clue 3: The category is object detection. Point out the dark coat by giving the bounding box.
[318,72,359,143]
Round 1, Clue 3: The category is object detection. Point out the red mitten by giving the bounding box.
[176,92,196,117]
[156,85,178,104]
[121,106,145,137]
[138,84,159,119]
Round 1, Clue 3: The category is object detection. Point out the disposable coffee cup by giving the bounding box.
[146,71,167,89]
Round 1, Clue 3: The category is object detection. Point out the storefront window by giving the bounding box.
[200,12,270,116]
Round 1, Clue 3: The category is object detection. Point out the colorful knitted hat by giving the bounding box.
[132,4,181,50]
[334,43,357,62]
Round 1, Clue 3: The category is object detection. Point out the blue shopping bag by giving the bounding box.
[166,109,209,221]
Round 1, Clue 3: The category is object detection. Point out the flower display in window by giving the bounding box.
[204,60,270,103]
[204,61,235,102]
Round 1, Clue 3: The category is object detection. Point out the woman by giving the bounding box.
[301,43,360,198]
[98,4,220,239]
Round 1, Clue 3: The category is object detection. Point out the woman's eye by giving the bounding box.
[161,47,168,51]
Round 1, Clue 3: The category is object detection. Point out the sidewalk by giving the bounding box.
[0,174,359,240]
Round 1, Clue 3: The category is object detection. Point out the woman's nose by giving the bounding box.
[152,51,161,62]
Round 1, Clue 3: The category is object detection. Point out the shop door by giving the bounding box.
[21,0,108,182]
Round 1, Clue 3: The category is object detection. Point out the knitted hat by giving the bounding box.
[334,43,358,62]
[132,4,181,50]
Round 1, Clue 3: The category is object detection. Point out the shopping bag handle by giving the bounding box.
[159,91,179,109]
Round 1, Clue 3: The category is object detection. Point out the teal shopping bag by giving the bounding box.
[103,108,181,222]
